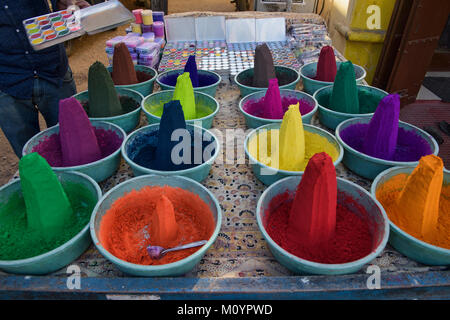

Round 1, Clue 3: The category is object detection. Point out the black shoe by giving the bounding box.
[424,126,444,145]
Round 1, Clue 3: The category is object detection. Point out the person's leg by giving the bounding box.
[0,91,40,158]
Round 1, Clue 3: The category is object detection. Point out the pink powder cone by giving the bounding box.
[262,78,284,119]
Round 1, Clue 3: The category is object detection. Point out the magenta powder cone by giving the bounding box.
[261,78,284,119]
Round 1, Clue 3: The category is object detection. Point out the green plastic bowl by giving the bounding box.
[234,65,300,97]
[371,166,450,265]
[313,84,388,130]
[156,69,221,97]
[300,61,367,95]
[107,65,157,97]
[73,87,144,134]
[0,171,102,275]
[244,123,344,185]
[239,89,318,128]
[336,117,439,180]
[122,124,220,183]
[90,175,222,277]
[22,121,126,182]
[142,90,219,129]
[257,175,389,275]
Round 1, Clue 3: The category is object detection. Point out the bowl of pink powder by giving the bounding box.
[239,89,318,129]
[256,175,389,275]
[22,121,126,182]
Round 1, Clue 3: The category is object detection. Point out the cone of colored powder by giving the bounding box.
[287,152,337,247]
[59,97,102,167]
[184,55,199,88]
[19,153,73,241]
[279,103,305,171]
[112,42,139,85]
[172,72,196,120]
[252,43,276,88]
[315,46,337,82]
[363,94,400,160]
[261,78,284,119]
[150,195,180,247]
[394,155,443,239]
[88,61,124,117]
[154,100,187,171]
[329,61,359,114]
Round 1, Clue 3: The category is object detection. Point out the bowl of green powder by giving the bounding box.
[0,171,101,275]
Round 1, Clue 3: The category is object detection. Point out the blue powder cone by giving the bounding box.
[154,100,187,171]
[184,55,199,88]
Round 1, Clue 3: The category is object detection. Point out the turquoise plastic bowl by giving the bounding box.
[73,87,144,134]
[90,175,222,277]
[0,171,102,275]
[142,90,219,129]
[122,124,220,183]
[22,121,126,182]
[371,166,450,265]
[239,89,318,128]
[300,61,367,95]
[257,175,389,275]
[107,65,157,96]
[313,84,388,130]
[244,123,344,185]
[234,65,300,97]
[336,118,439,180]
[156,69,222,97]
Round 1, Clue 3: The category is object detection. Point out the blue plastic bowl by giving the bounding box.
[234,65,300,97]
[244,123,344,185]
[257,175,389,275]
[371,166,450,265]
[313,84,388,130]
[122,124,220,183]
[0,171,102,275]
[156,69,222,97]
[90,175,222,277]
[300,61,367,95]
[73,87,144,133]
[239,89,318,128]
[22,121,126,182]
[336,118,439,180]
[142,90,219,129]
[107,65,157,97]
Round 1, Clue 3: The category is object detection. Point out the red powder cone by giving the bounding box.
[315,46,337,82]
[287,152,337,248]
[150,195,179,247]
[111,42,138,85]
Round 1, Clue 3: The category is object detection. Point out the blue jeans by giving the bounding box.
[0,68,77,158]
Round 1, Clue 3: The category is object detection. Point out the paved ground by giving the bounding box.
[0,0,236,185]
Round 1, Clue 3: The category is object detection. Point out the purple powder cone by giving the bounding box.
[184,55,199,88]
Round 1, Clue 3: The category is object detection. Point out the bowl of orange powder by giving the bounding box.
[90,175,221,276]
[371,156,450,266]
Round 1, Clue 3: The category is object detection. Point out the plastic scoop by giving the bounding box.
[146,240,207,259]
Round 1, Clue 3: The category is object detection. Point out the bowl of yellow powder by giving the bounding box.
[245,122,343,185]
[371,160,450,265]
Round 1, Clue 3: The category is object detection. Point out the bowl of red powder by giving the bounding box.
[73,87,144,134]
[313,84,388,130]
[239,89,318,129]
[256,175,389,275]
[336,118,439,180]
[107,65,157,97]
[0,171,101,275]
[23,121,126,182]
[372,166,450,265]
[90,175,221,276]
[300,61,366,95]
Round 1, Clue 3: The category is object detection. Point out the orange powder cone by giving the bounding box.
[150,195,179,247]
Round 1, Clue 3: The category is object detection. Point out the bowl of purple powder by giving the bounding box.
[239,89,318,129]
[336,117,439,180]
[22,121,126,182]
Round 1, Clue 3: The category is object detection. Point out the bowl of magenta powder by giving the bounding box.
[90,175,221,277]
[256,153,389,275]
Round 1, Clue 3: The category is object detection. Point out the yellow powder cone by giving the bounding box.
[279,103,305,171]
[172,72,196,120]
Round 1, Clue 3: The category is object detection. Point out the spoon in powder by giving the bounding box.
[146,240,208,259]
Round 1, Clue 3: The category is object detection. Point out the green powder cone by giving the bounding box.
[88,61,124,117]
[172,72,196,120]
[329,61,359,114]
[19,153,73,241]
